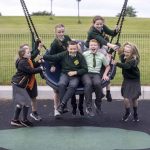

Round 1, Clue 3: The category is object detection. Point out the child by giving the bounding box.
[85,15,119,51]
[85,16,119,102]
[113,42,141,122]
[49,24,84,116]
[44,41,88,114]
[20,40,43,121]
[11,44,43,127]
[82,39,110,116]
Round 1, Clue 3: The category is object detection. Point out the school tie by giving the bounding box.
[93,53,96,68]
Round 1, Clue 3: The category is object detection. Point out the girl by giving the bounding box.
[11,45,43,127]
[20,41,44,121]
[113,42,141,122]
[49,24,84,117]
[85,15,119,51]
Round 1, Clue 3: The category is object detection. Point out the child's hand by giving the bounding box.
[115,25,120,33]
[38,42,43,50]
[102,75,109,81]
[68,71,77,76]
[50,66,56,72]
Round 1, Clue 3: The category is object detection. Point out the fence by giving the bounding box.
[0,33,150,85]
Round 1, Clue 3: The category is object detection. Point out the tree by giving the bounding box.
[31,11,52,16]
[76,0,81,24]
[116,6,137,17]
[0,12,2,16]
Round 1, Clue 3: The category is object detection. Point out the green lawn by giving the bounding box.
[0,16,150,85]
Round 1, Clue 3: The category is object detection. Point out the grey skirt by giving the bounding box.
[121,79,141,100]
[12,84,31,106]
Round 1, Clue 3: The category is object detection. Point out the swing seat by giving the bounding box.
[42,47,116,95]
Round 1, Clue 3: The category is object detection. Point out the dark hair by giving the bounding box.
[92,16,104,24]
[18,44,29,58]
[68,40,78,46]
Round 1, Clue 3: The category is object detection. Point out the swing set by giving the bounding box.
[20,0,128,94]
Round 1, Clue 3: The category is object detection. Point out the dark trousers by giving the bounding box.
[58,73,80,105]
[71,94,84,110]
[81,73,103,108]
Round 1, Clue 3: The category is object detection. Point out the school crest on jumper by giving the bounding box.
[74,60,79,65]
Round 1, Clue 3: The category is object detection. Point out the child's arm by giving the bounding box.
[31,40,43,60]
[103,25,118,36]
[102,65,110,81]
[43,51,65,62]
[76,54,88,75]
[18,60,43,75]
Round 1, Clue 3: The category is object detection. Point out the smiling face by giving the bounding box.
[93,19,104,31]
[68,43,78,56]
[123,45,132,59]
[55,26,65,40]
[89,40,100,54]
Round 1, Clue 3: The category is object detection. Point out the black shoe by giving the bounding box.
[63,107,69,114]
[133,114,139,122]
[79,109,84,116]
[57,103,65,114]
[21,120,33,127]
[11,120,22,127]
[122,113,131,122]
[72,108,76,116]
[106,92,112,102]
[86,108,94,117]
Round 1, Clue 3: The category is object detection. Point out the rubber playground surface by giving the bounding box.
[0,99,150,150]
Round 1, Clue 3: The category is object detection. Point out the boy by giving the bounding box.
[82,39,110,116]
[43,41,88,114]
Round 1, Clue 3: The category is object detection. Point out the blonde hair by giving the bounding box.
[89,39,100,46]
[55,24,65,32]
[18,44,29,58]
[123,42,140,64]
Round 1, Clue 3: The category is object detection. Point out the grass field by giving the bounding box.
[0,16,150,85]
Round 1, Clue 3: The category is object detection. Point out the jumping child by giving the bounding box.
[113,42,141,122]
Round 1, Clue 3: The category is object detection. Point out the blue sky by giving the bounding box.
[0,0,150,18]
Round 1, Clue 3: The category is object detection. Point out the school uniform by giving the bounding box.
[27,44,41,98]
[82,50,109,109]
[85,25,118,48]
[116,54,141,100]
[12,58,42,105]
[43,51,88,105]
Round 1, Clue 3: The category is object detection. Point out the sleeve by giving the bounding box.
[18,60,42,75]
[77,54,88,75]
[103,25,118,36]
[43,51,65,62]
[31,41,40,60]
[90,32,108,46]
[102,55,109,67]
[116,59,137,69]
